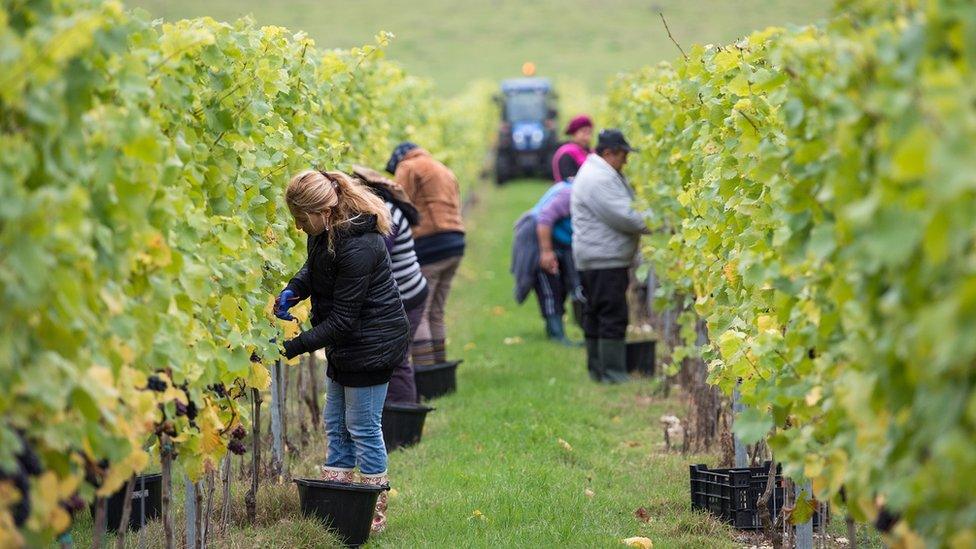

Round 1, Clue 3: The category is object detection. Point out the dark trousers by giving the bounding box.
[533,245,580,318]
[387,300,426,403]
[579,268,629,340]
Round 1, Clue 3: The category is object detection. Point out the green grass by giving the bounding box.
[126,0,829,95]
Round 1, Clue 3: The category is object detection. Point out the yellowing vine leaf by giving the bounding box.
[99,448,150,496]
[198,402,225,456]
[27,472,77,534]
[220,295,240,323]
[805,386,822,406]
[756,314,778,333]
[248,361,272,390]
[0,504,24,548]
[155,373,188,405]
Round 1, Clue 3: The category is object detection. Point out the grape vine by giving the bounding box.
[0,1,494,544]
[606,0,975,543]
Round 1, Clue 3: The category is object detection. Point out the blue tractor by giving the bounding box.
[493,78,559,184]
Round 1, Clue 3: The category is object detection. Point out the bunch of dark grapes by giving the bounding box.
[231,425,247,440]
[228,439,246,455]
[17,443,42,477]
[2,470,31,526]
[0,435,42,527]
[208,383,226,398]
[146,375,167,392]
[174,400,198,422]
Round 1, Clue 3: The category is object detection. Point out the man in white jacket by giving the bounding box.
[571,129,649,383]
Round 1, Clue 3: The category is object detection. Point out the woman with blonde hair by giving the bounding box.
[274,169,409,533]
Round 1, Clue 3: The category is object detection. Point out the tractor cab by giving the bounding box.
[494,78,558,184]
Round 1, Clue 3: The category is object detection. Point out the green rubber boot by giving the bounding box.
[598,339,630,384]
[585,337,603,382]
[545,315,580,346]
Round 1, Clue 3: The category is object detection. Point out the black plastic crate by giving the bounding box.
[625,341,655,376]
[414,360,461,401]
[89,473,162,532]
[690,462,822,530]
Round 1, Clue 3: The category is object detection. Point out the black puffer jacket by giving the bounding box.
[283,215,409,387]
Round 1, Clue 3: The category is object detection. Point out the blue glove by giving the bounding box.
[274,289,298,321]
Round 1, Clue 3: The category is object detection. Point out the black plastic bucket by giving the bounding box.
[626,341,656,376]
[294,478,388,547]
[382,402,435,451]
[90,473,162,532]
[414,360,462,401]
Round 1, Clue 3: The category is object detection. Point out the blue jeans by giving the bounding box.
[324,379,388,475]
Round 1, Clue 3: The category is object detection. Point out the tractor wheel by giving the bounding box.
[495,153,515,185]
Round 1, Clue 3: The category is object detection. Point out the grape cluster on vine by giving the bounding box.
[228,439,247,456]
[146,375,167,392]
[175,400,198,421]
[0,434,42,527]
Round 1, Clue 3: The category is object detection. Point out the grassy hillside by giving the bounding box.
[128,0,829,95]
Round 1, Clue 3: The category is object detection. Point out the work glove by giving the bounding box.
[274,289,298,321]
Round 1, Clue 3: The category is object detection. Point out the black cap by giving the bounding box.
[596,129,637,152]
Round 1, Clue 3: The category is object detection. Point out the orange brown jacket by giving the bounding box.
[393,148,465,239]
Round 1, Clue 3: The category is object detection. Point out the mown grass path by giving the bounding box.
[372,180,732,547]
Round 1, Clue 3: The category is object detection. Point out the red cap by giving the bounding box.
[564,115,593,136]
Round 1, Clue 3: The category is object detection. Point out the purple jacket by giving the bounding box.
[534,182,573,246]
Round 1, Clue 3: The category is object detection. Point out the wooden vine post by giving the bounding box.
[184,476,198,548]
[114,475,137,549]
[306,353,321,431]
[219,453,233,534]
[757,458,783,549]
[160,433,175,549]
[195,478,204,548]
[202,468,216,547]
[269,359,285,480]
[91,496,107,549]
[795,481,814,549]
[296,360,309,447]
[244,388,262,524]
[732,381,748,468]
